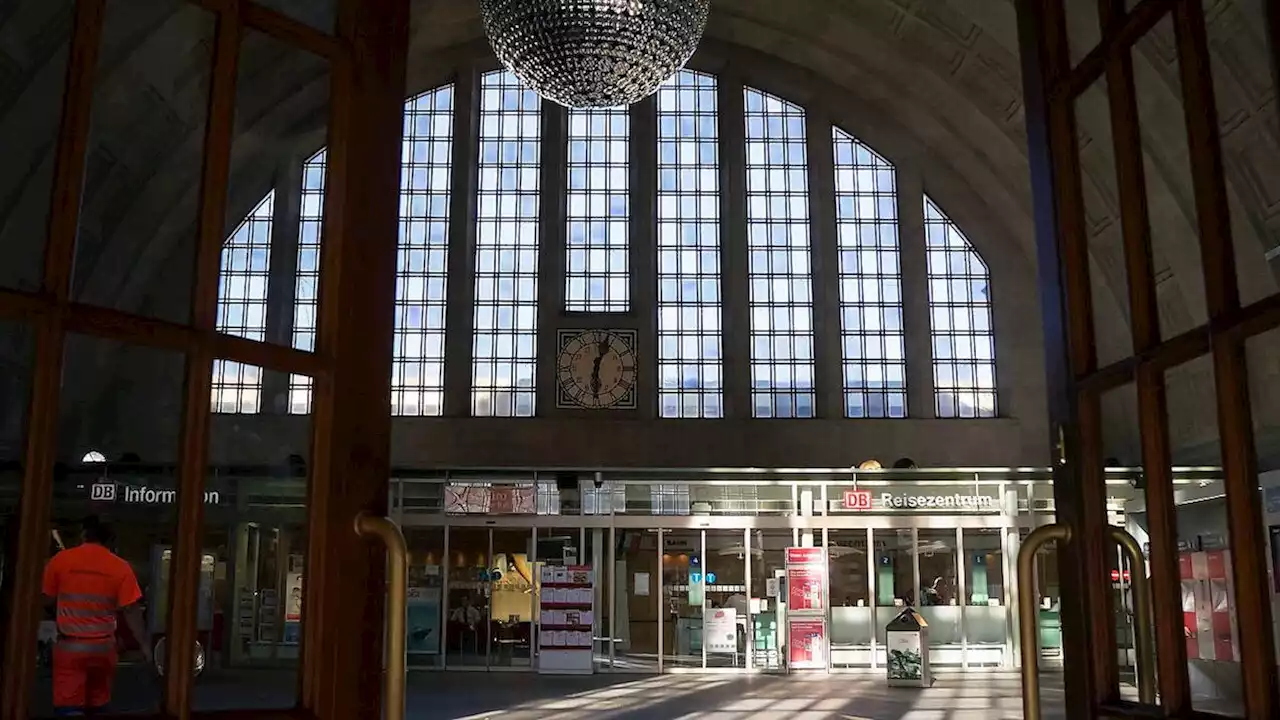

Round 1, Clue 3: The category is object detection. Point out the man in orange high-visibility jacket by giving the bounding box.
[43,516,151,717]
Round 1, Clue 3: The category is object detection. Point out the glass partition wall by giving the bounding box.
[387,469,1169,673]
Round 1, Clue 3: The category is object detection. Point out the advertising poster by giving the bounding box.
[285,573,304,622]
[787,619,826,668]
[785,547,827,612]
[406,585,442,654]
[886,628,924,680]
[704,607,737,653]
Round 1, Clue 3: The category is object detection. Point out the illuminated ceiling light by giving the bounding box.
[479,0,711,108]
[858,460,882,471]
[82,450,107,464]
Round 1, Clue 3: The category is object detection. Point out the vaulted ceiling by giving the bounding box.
[0,0,1277,465]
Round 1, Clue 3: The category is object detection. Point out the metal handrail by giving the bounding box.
[1016,523,1157,719]
[1018,523,1072,720]
[355,512,408,720]
[1109,527,1155,704]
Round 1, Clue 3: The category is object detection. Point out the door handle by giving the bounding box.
[1015,524,1157,720]
[1016,523,1072,720]
[355,512,408,720]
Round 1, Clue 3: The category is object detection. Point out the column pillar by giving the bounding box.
[896,163,935,418]
[717,73,751,418]
[806,108,841,419]
[262,154,302,413]
[442,67,479,417]
[536,100,567,416]
[630,96,658,419]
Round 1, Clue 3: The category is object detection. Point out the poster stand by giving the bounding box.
[784,547,829,670]
[537,564,595,675]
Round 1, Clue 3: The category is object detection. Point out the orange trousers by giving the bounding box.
[52,640,118,713]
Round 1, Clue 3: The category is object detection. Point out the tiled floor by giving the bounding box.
[32,668,1069,719]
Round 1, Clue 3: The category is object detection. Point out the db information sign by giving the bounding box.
[842,490,872,510]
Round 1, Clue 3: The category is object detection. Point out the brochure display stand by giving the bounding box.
[784,547,829,670]
[538,564,595,675]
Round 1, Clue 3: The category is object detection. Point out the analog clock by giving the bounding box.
[556,329,638,410]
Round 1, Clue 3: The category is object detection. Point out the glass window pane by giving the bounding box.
[565,107,629,312]
[71,0,214,324]
[657,71,722,417]
[472,71,540,417]
[393,85,455,417]
[744,87,814,418]
[925,197,998,418]
[0,0,73,292]
[834,128,905,417]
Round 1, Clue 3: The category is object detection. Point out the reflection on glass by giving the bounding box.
[963,528,1007,668]
[613,529,659,671]
[0,0,72,291]
[828,529,872,668]
[873,529,914,656]
[1167,355,1243,716]
[917,529,961,666]
[446,527,488,667]
[662,529,702,667]
[702,530,746,668]
[71,0,213,324]
[1245,330,1280,686]
[491,529,533,668]
[0,322,33,610]
[405,528,444,667]
[31,337,187,717]
[746,530,787,670]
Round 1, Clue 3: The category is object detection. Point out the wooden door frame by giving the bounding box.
[1015,0,1280,717]
[0,0,407,718]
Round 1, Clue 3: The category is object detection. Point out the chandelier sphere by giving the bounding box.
[479,0,712,109]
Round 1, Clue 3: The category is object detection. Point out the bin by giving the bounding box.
[885,607,931,687]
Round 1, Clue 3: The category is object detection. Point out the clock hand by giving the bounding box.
[591,356,603,397]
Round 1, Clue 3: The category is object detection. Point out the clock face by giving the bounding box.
[556,329,638,409]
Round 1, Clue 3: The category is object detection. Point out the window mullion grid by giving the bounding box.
[657,70,723,418]
[393,85,455,417]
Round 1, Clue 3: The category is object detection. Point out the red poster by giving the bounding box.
[785,547,824,566]
[787,619,826,668]
[1205,550,1226,580]
[787,566,825,611]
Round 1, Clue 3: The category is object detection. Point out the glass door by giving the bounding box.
[750,529,791,670]
[828,528,873,668]
[446,528,488,667]
[703,529,747,668]
[490,528,534,668]
[661,528,702,668]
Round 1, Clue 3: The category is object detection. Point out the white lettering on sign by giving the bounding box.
[90,483,220,505]
[878,493,994,510]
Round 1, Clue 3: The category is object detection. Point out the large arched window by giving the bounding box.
[212,68,1001,422]
[211,192,273,414]
[833,128,905,418]
[657,70,722,418]
[744,87,814,418]
[288,150,326,414]
[565,106,629,312]
[393,85,454,416]
[926,196,997,418]
[471,70,540,417]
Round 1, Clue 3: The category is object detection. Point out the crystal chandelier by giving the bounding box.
[479,0,712,109]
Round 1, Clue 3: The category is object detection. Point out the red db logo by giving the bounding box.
[843,490,872,510]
